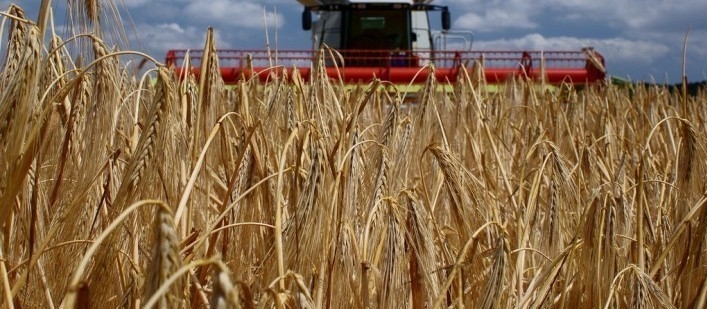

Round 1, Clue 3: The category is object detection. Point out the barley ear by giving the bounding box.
[123,66,174,193]
[144,206,184,308]
[676,121,703,208]
[84,0,100,25]
[211,262,254,309]
[480,237,508,309]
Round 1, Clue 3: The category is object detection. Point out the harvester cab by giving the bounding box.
[165,0,606,86]
[302,0,451,50]
[301,0,451,65]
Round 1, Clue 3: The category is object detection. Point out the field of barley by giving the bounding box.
[1,3,706,308]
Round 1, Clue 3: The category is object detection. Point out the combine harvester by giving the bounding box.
[165,0,606,87]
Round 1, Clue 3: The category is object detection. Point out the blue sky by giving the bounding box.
[6,0,707,83]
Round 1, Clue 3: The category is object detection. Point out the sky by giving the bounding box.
[5,0,707,83]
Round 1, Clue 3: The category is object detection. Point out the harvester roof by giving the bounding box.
[297,0,426,6]
[348,0,414,3]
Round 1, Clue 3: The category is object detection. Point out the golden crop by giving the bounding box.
[0,3,705,308]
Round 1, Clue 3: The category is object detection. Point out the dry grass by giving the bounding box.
[1,2,706,308]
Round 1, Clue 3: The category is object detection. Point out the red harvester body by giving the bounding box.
[166,48,605,85]
[166,1,606,86]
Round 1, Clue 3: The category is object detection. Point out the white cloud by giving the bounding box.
[449,0,539,32]
[447,0,707,34]
[133,22,232,58]
[455,9,537,32]
[443,0,705,81]
[472,34,670,64]
[122,0,152,7]
[184,0,284,29]
[591,38,670,64]
[545,0,706,30]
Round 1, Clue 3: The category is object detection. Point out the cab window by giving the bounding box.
[347,9,410,50]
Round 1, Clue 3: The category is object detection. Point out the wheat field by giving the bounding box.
[0,3,706,308]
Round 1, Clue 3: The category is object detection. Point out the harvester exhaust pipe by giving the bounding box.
[441,8,451,31]
[302,7,312,31]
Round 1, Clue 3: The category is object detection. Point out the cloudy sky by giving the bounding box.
[7,0,707,83]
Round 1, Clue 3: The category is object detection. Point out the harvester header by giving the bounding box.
[166,1,606,86]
